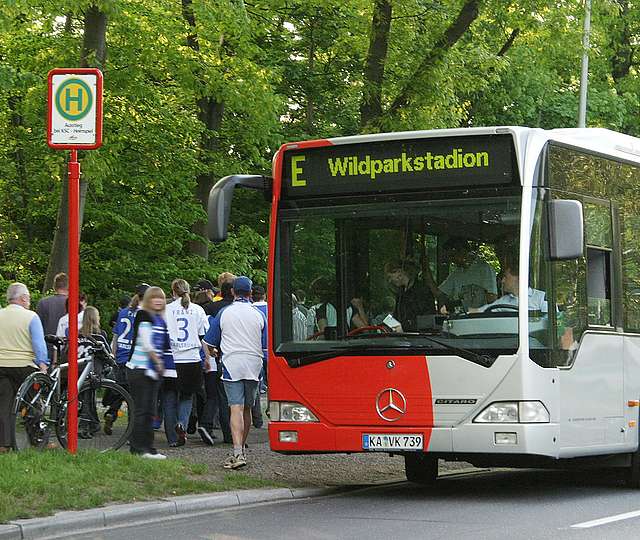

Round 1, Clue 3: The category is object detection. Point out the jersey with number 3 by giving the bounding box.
[165,299,209,363]
[113,307,138,365]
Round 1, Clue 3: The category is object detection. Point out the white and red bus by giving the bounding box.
[208,127,640,485]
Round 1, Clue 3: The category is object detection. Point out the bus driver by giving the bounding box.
[473,257,547,313]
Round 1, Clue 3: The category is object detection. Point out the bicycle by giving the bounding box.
[12,334,134,452]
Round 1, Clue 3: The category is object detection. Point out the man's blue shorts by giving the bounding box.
[223,379,259,407]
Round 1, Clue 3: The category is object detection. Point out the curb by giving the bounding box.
[0,486,344,540]
[0,468,488,539]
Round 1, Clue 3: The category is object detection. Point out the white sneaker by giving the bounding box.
[141,452,167,460]
[223,453,247,469]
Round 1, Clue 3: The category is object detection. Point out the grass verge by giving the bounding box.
[0,450,277,523]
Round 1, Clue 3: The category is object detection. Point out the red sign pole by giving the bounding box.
[67,149,80,454]
[47,68,102,454]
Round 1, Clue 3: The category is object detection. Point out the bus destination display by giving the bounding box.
[281,134,516,199]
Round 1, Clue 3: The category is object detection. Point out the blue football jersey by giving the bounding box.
[113,307,137,364]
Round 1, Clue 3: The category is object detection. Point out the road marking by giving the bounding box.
[571,509,640,529]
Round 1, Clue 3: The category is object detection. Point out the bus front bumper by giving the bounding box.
[268,422,560,458]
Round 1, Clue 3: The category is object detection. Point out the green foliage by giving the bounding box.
[0,449,276,523]
[0,0,638,323]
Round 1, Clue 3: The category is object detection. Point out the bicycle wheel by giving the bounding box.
[12,372,56,451]
[56,380,134,452]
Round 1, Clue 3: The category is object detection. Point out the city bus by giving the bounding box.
[208,127,640,486]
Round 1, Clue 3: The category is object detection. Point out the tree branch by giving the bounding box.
[497,27,519,57]
[387,0,481,118]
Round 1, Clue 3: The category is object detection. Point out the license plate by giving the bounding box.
[362,433,424,451]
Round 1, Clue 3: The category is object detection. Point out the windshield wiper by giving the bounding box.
[283,343,413,367]
[343,332,494,367]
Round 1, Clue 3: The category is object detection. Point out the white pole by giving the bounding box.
[578,0,592,128]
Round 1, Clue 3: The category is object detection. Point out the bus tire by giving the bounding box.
[404,453,438,485]
[627,429,640,488]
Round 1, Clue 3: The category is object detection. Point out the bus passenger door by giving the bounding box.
[557,199,626,451]
[560,335,624,449]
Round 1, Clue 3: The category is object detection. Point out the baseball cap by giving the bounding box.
[233,276,253,293]
[195,279,214,291]
[135,283,150,296]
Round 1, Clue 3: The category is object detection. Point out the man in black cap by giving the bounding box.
[194,279,218,316]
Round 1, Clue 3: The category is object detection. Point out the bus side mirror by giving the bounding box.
[207,175,271,242]
[548,199,584,260]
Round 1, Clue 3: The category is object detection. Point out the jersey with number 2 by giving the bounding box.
[113,307,138,365]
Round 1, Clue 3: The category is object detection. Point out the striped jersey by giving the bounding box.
[127,311,170,379]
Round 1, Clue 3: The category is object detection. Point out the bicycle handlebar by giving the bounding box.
[46,333,115,365]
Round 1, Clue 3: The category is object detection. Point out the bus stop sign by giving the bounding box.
[47,68,103,150]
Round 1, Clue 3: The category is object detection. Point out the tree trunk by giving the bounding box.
[182,0,225,259]
[43,4,107,292]
[190,97,224,258]
[8,94,28,237]
[64,12,73,33]
[359,0,392,131]
[611,1,632,84]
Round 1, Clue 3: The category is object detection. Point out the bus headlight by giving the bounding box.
[474,401,549,423]
[269,401,319,422]
[518,401,550,423]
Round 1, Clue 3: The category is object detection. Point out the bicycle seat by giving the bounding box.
[45,335,65,346]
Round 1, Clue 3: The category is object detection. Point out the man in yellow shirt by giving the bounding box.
[0,283,49,451]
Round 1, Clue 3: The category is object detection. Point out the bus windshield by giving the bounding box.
[275,192,522,366]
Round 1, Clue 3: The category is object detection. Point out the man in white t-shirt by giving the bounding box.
[439,238,498,313]
[203,276,266,470]
[53,295,87,364]
[55,294,87,338]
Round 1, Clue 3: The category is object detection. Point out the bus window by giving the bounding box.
[529,188,587,367]
[288,217,337,341]
[586,248,612,326]
[546,143,640,333]
[584,202,613,327]
[276,195,521,365]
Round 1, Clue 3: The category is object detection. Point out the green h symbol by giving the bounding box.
[65,87,84,112]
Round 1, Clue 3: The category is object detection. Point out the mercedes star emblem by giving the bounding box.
[376,388,407,422]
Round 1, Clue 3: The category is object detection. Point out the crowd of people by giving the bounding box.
[0,271,268,470]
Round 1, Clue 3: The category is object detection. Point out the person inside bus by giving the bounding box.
[438,238,498,314]
[306,277,336,338]
[306,278,369,338]
[384,259,436,332]
[292,294,308,341]
[471,257,547,313]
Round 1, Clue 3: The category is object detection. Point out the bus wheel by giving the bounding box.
[627,433,640,488]
[404,453,438,485]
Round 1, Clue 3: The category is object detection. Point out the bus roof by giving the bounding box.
[312,126,640,166]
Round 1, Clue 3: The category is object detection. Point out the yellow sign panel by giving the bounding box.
[55,78,93,121]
